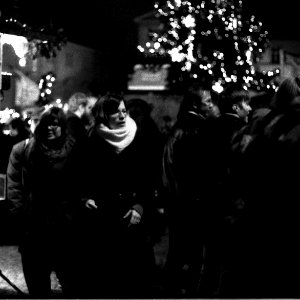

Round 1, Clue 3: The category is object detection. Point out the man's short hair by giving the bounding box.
[219,85,250,114]
[68,92,88,112]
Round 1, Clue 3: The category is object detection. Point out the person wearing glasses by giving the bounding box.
[79,94,156,298]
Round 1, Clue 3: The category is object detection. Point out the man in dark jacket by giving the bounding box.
[162,87,219,297]
[238,77,300,298]
[66,92,97,143]
[209,85,252,296]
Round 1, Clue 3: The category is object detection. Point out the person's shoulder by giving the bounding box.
[10,138,32,161]
[12,138,28,151]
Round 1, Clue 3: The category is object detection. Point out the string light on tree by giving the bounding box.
[138,0,279,93]
[38,72,56,105]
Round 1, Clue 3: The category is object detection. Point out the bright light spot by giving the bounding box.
[2,33,28,58]
[19,57,26,67]
[137,46,145,52]
[154,42,160,49]
[212,82,224,93]
[182,15,196,28]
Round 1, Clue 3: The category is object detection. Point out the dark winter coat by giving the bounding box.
[162,111,220,278]
[66,111,87,143]
[234,101,300,297]
[81,126,156,298]
[6,136,83,240]
[83,127,154,221]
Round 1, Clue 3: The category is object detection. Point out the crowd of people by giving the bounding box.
[1,76,300,298]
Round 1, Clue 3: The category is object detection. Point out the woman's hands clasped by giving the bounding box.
[85,199,98,210]
[85,199,141,226]
[123,209,141,226]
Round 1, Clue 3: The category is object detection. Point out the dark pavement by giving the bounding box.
[0,228,169,298]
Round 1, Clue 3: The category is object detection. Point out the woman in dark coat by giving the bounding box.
[6,106,84,298]
[81,94,156,298]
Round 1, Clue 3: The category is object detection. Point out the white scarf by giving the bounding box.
[97,116,137,153]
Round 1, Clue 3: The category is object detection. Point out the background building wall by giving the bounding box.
[1,39,101,108]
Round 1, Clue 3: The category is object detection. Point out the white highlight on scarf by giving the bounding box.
[97,116,137,153]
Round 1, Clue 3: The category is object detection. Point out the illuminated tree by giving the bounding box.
[37,72,56,105]
[138,0,279,93]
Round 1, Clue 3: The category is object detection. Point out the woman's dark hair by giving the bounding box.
[34,106,67,144]
[92,93,125,126]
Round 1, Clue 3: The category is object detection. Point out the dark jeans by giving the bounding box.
[20,229,78,298]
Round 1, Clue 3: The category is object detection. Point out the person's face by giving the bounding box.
[235,100,252,122]
[200,93,214,116]
[30,117,40,134]
[207,102,221,119]
[107,101,127,129]
[86,97,97,115]
[9,126,18,137]
[46,119,62,140]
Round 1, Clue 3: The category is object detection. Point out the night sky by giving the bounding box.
[54,0,298,48]
[1,0,298,91]
[7,0,296,47]
[1,0,298,51]
[49,0,300,90]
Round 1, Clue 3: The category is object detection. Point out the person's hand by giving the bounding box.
[123,209,141,226]
[85,199,98,210]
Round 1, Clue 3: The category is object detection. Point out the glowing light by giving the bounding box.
[0,108,19,124]
[1,33,28,58]
[19,57,26,67]
[212,81,224,93]
[137,45,144,52]
[182,15,196,28]
[154,42,161,49]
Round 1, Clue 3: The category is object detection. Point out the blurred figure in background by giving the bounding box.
[237,76,300,297]
[162,87,219,297]
[8,117,30,145]
[66,92,96,143]
[209,85,252,297]
[126,98,166,245]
